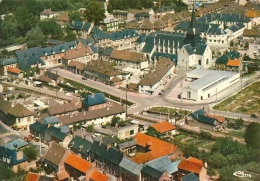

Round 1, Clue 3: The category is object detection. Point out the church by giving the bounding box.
[138,6,212,70]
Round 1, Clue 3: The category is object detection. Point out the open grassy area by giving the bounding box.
[214,82,260,115]
[247,164,260,174]
[228,131,245,138]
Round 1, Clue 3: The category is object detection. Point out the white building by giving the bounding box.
[40,9,57,20]
[181,69,240,101]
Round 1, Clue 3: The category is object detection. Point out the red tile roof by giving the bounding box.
[24,172,40,181]
[65,153,92,173]
[226,59,241,67]
[90,170,109,181]
[62,46,93,60]
[207,114,225,123]
[152,121,176,133]
[178,157,203,174]
[246,10,260,18]
[7,67,21,74]
[131,132,177,164]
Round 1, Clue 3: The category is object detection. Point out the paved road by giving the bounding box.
[54,68,260,122]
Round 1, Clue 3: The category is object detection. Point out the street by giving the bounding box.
[54,68,260,122]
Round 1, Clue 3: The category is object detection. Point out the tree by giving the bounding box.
[23,146,38,161]
[25,26,46,48]
[244,122,260,149]
[244,41,249,49]
[38,18,63,39]
[69,11,82,22]
[234,118,244,129]
[146,126,160,138]
[84,1,105,25]
[86,125,95,132]
[63,25,76,42]
[111,116,120,127]
[0,163,15,180]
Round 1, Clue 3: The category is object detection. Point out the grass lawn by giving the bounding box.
[214,82,260,115]
[247,164,260,174]
[175,134,187,140]
[228,131,245,138]
[234,162,259,171]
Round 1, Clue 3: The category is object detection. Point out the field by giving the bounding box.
[214,82,260,115]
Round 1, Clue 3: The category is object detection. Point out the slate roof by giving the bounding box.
[216,50,242,64]
[207,27,226,35]
[45,71,60,80]
[183,44,194,55]
[174,21,209,33]
[90,170,109,181]
[82,92,107,107]
[0,57,17,66]
[118,139,136,150]
[79,38,95,46]
[182,173,200,181]
[89,140,123,165]
[47,102,78,116]
[45,126,67,141]
[68,136,92,155]
[100,47,114,56]
[42,116,60,125]
[46,39,62,45]
[152,121,176,133]
[218,13,250,23]
[65,153,91,173]
[151,52,177,63]
[3,139,28,149]
[119,157,143,177]
[102,136,116,145]
[44,143,67,166]
[29,121,47,134]
[195,43,207,55]
[8,103,33,117]
[141,165,164,179]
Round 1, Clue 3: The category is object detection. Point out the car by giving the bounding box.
[158,90,164,95]
[82,77,87,80]
[250,114,258,118]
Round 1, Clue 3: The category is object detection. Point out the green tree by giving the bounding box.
[38,18,63,39]
[244,122,260,149]
[244,41,249,49]
[146,126,161,138]
[25,26,46,48]
[63,25,76,42]
[0,163,15,180]
[218,166,238,181]
[111,116,120,127]
[69,11,82,22]
[23,146,38,161]
[234,118,244,129]
[84,1,105,25]
[86,125,95,132]
[208,152,228,168]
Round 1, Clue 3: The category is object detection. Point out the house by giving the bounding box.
[89,140,123,177]
[144,156,180,181]
[58,102,125,129]
[178,157,207,181]
[151,120,176,136]
[125,19,166,33]
[42,116,60,127]
[0,139,29,172]
[131,133,183,164]
[100,16,119,32]
[64,153,92,179]
[68,136,93,160]
[29,121,47,142]
[139,57,175,94]
[43,142,71,173]
[0,57,18,76]
[90,170,109,181]
[37,75,53,85]
[99,47,114,62]
[215,50,242,71]
[226,59,242,72]
[119,157,143,181]
[56,14,69,27]
[155,6,175,18]
[84,61,121,86]
[0,96,12,125]
[7,67,23,80]
[206,24,228,44]
[40,9,57,20]
[188,109,227,131]
[8,103,34,131]
[62,46,98,74]
[82,92,107,111]
[110,49,148,70]
[45,102,78,117]
[141,165,169,181]
[45,71,64,85]
[44,126,67,143]
[245,9,260,27]
[118,139,137,156]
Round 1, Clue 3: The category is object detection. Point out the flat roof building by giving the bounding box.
[181,69,240,101]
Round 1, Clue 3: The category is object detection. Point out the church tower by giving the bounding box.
[183,5,204,48]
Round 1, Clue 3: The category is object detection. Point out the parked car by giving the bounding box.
[159,90,164,95]
[82,77,87,80]
[250,114,258,118]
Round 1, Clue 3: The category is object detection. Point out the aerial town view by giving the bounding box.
[0,0,260,180]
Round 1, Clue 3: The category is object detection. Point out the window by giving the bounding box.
[188,92,191,98]
[206,59,209,65]
[27,117,31,122]
[130,130,134,135]
[18,119,21,123]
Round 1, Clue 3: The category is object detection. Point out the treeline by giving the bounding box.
[107,0,187,12]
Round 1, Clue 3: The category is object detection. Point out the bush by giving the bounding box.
[200,131,212,140]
